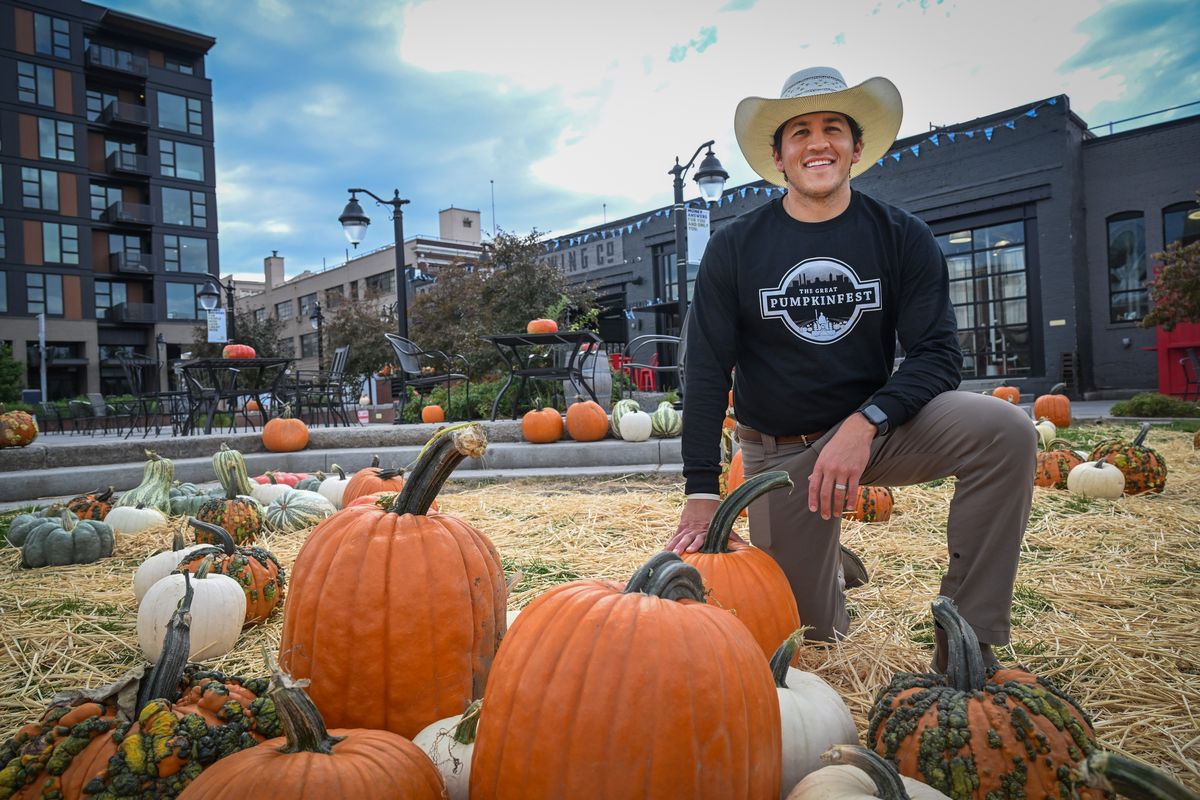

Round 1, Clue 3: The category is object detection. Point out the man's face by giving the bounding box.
[771,112,863,200]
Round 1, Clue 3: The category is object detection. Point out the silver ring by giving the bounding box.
[834,483,848,490]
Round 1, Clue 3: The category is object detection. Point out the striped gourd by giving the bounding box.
[169,482,223,517]
[212,444,255,498]
[609,398,641,437]
[113,450,174,514]
[263,489,336,532]
[650,401,682,438]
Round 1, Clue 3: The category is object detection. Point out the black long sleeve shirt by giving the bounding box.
[682,191,962,495]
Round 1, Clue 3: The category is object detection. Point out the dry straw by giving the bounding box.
[1,423,1197,790]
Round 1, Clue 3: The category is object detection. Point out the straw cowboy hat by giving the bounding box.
[734,67,903,186]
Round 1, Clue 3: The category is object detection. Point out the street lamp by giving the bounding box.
[669,141,728,327]
[339,188,411,340]
[309,301,325,371]
[155,333,166,391]
[198,278,237,341]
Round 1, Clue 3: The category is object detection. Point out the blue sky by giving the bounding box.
[109,0,1200,281]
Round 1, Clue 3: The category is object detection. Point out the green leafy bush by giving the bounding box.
[397,377,564,423]
[0,343,24,403]
[1109,393,1200,418]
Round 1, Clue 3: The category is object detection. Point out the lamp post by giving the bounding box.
[669,141,728,328]
[155,332,166,391]
[339,188,410,340]
[309,301,325,372]
[198,278,236,342]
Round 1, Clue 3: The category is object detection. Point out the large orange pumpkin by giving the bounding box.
[525,318,558,334]
[521,407,563,443]
[991,381,1020,404]
[341,454,408,503]
[682,471,802,661]
[262,405,309,452]
[564,400,608,441]
[279,425,506,739]
[1034,440,1085,489]
[470,552,781,799]
[868,596,1106,800]
[1033,382,1071,428]
[842,485,895,522]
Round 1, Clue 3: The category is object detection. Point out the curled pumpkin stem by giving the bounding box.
[391,424,488,516]
[624,552,706,602]
[700,470,792,553]
[821,746,913,800]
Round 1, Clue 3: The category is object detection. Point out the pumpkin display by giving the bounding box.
[1035,417,1058,449]
[651,400,683,437]
[680,470,802,660]
[412,699,481,800]
[1033,382,1071,428]
[842,486,895,522]
[133,528,211,602]
[177,656,448,800]
[771,631,858,798]
[867,596,1105,800]
[525,318,558,334]
[608,397,641,437]
[251,472,294,505]
[1089,422,1168,495]
[422,404,446,423]
[180,520,286,624]
[317,464,351,508]
[139,562,246,661]
[4,506,65,547]
[521,407,563,444]
[280,424,506,739]
[112,449,175,515]
[262,488,337,532]
[470,551,781,799]
[617,408,653,442]
[1067,459,1127,499]
[66,486,116,520]
[197,444,263,544]
[221,343,257,359]
[990,382,1020,405]
[564,400,609,442]
[105,502,169,534]
[1034,439,1085,489]
[0,406,39,448]
[19,509,115,568]
[262,405,309,452]
[786,745,951,800]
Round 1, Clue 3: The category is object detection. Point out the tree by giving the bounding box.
[325,302,395,381]
[1142,239,1200,331]
[0,343,25,403]
[190,313,286,358]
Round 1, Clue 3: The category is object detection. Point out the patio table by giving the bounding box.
[483,331,602,420]
[179,357,294,435]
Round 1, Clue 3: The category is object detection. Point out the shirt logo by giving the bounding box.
[759,258,882,344]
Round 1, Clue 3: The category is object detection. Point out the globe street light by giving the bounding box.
[309,301,325,372]
[669,141,728,327]
[339,188,410,340]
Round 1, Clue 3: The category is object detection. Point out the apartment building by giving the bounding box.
[0,0,217,398]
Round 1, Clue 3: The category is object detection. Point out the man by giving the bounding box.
[666,67,1036,670]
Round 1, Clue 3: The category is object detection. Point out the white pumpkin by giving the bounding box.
[771,633,858,798]
[506,607,521,628]
[132,528,209,602]
[412,699,480,800]
[1034,418,1057,449]
[1066,460,1125,499]
[318,464,351,509]
[618,409,653,442]
[787,745,951,799]
[105,504,167,535]
[250,474,292,505]
[137,561,245,661]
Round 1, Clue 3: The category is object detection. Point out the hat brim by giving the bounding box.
[734,76,902,186]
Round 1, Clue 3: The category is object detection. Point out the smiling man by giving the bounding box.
[666,67,1038,671]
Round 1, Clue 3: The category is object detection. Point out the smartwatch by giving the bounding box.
[858,403,890,437]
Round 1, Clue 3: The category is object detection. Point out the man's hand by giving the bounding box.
[808,413,876,520]
[666,497,721,554]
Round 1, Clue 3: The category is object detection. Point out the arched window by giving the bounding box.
[1107,211,1146,323]
[1163,201,1200,248]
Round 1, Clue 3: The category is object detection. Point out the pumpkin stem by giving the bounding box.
[769,629,807,688]
[187,518,237,555]
[931,596,986,691]
[1133,422,1152,448]
[264,648,345,754]
[267,472,279,485]
[391,424,488,516]
[331,464,347,480]
[1080,751,1199,800]
[624,552,706,602]
[59,509,77,532]
[93,486,115,502]
[136,571,193,715]
[699,471,792,553]
[194,555,214,579]
[171,527,185,551]
[1049,382,1067,395]
[452,699,483,745]
[821,745,913,800]
[371,454,380,468]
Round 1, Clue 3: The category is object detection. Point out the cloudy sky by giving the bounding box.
[110,0,1199,280]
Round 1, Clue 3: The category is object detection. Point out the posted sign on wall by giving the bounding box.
[686,207,710,265]
[206,309,228,343]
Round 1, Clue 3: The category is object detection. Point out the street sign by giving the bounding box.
[686,207,710,265]
[206,309,228,343]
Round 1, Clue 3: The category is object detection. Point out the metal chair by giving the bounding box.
[295,345,354,426]
[384,334,469,423]
[116,353,163,438]
[1181,348,1199,401]
[620,335,682,399]
[35,402,65,434]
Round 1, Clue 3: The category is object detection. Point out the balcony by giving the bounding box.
[107,302,157,324]
[109,251,156,275]
[103,201,154,226]
[105,150,150,176]
[86,45,149,78]
[99,101,149,128]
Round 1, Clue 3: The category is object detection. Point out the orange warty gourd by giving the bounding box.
[680,471,802,661]
[1033,382,1071,428]
[262,405,309,452]
[525,318,558,334]
[564,400,608,441]
[991,381,1020,404]
[1088,421,1168,495]
[280,425,506,739]
[421,404,445,423]
[470,551,781,799]
[340,454,407,503]
[521,407,563,443]
[179,519,286,624]
[842,486,895,522]
[1034,440,1085,489]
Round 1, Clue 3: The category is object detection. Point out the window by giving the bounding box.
[35,13,71,59]
[300,333,319,358]
[90,184,122,221]
[1107,213,1147,323]
[365,272,393,296]
[165,282,203,319]
[86,89,118,122]
[163,235,209,273]
[90,44,136,72]
[254,308,266,323]
[21,168,59,211]
[42,223,79,265]
[104,139,137,158]
[38,118,74,161]
[95,280,127,320]
[1163,202,1200,249]
[159,140,205,181]
[27,273,64,315]
[325,285,344,308]
[463,218,472,228]
[581,250,588,269]
[164,56,194,75]
[0,219,5,260]
[17,62,55,107]
[157,92,203,135]
[277,337,296,357]
[298,293,317,317]
[161,188,207,227]
[0,271,6,312]
[596,245,603,262]
[275,300,293,320]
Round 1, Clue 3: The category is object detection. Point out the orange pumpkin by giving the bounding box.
[245,399,261,412]
[718,448,747,519]
[179,520,286,624]
[262,406,309,452]
[0,407,39,448]
[991,381,1020,404]
[222,343,257,359]
[1088,422,1168,495]
[521,407,563,443]
[565,400,608,441]
[525,318,558,334]
[842,486,895,522]
[681,471,803,661]
[279,425,506,739]
[421,404,445,423]
[1033,382,1071,428]
[341,454,407,504]
[1034,441,1084,489]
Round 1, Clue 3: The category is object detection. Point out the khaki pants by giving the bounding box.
[739,391,1037,645]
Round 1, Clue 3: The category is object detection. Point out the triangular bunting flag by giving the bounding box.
[947,132,956,142]
[984,127,993,141]
[1006,120,1015,130]
[910,145,920,157]
[1025,108,1038,118]
[930,134,939,146]
[876,158,884,167]
[891,152,901,162]
[964,130,974,138]
[1047,97,1057,105]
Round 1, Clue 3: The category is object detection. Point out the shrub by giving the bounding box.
[0,343,24,404]
[397,377,565,423]
[1109,392,1200,418]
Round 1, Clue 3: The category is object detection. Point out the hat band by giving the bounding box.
[781,74,849,99]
